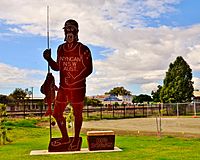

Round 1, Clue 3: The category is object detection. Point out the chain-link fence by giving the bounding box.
[83,102,200,120]
[4,102,200,119]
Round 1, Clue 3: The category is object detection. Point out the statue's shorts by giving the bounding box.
[53,86,86,118]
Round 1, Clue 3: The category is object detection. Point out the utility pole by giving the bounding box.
[31,87,34,110]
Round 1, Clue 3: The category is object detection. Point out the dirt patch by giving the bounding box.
[82,117,200,138]
[36,117,200,138]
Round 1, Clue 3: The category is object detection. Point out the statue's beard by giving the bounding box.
[64,32,78,43]
[66,33,74,43]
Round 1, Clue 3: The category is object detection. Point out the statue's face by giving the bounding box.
[64,25,78,43]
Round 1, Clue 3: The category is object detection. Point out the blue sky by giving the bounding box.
[0,0,200,97]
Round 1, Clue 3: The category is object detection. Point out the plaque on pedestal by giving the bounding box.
[87,131,115,151]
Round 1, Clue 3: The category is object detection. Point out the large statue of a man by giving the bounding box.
[43,19,93,151]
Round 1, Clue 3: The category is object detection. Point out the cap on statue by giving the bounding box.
[63,19,79,31]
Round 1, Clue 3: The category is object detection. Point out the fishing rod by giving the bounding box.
[47,5,50,73]
[46,5,52,141]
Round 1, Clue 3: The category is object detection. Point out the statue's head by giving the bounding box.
[63,19,79,43]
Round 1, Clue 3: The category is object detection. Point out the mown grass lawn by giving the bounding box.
[0,118,200,160]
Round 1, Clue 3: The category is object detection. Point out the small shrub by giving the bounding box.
[0,103,12,145]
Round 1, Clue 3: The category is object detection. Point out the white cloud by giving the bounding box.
[1,0,200,96]
[141,82,160,94]
[0,0,180,37]
[193,77,200,90]
[0,63,46,95]
[8,28,24,34]
[86,24,200,95]
[186,45,200,70]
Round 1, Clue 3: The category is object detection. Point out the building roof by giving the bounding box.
[104,95,122,101]
[88,95,108,99]
[193,91,200,97]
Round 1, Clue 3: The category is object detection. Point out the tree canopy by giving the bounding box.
[151,85,162,102]
[0,95,8,104]
[105,86,131,96]
[132,94,152,103]
[84,97,103,106]
[9,88,27,100]
[160,56,193,103]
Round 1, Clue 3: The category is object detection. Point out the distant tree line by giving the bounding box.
[0,88,28,106]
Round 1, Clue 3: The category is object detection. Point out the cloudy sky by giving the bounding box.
[0,0,200,97]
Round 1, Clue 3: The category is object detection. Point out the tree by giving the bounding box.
[160,56,193,103]
[0,94,15,106]
[106,86,131,96]
[9,88,27,100]
[0,95,8,104]
[9,88,27,109]
[84,97,103,106]
[132,94,152,103]
[151,85,162,102]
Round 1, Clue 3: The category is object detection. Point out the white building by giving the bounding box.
[117,95,133,105]
[88,94,133,106]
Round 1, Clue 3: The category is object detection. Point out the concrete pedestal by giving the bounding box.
[48,137,82,152]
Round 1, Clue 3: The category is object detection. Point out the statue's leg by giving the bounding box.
[53,110,69,142]
[74,103,83,139]
[51,87,70,146]
[68,87,85,150]
[69,102,83,149]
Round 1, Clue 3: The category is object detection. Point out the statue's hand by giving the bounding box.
[43,49,51,61]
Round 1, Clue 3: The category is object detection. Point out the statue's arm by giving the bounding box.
[82,45,93,78]
[48,58,59,71]
[43,47,60,71]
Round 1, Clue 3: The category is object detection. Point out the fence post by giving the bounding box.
[147,104,149,117]
[112,105,114,118]
[40,104,43,119]
[194,102,197,117]
[100,105,102,119]
[23,100,26,119]
[159,104,161,117]
[161,103,163,116]
[87,105,89,118]
[123,104,126,118]
[151,104,154,115]
[166,104,169,116]
[146,104,148,117]
[142,105,145,117]
[177,103,179,117]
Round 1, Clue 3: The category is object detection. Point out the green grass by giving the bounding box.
[0,118,200,160]
[4,118,38,128]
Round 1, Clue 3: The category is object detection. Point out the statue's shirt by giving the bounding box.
[57,42,88,87]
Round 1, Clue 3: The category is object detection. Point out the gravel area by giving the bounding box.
[82,117,200,137]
